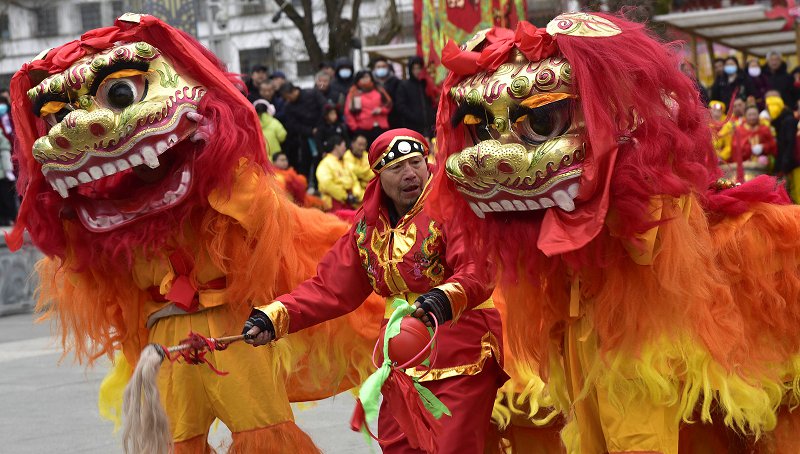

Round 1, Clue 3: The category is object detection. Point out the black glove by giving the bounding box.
[414,289,453,325]
[242,308,276,337]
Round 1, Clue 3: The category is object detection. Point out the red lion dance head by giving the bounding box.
[7,14,266,269]
[428,12,793,375]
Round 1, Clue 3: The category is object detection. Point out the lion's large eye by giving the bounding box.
[96,75,147,111]
[512,102,570,145]
[466,118,500,144]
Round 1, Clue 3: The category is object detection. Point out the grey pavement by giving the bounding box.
[0,311,374,454]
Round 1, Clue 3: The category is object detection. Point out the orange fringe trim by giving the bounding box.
[228,421,320,454]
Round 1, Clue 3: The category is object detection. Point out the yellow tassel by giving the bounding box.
[98,351,133,431]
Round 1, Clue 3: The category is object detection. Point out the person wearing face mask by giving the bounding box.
[371,57,402,128]
[730,105,776,182]
[711,56,747,106]
[744,59,769,109]
[330,57,355,116]
[344,70,393,144]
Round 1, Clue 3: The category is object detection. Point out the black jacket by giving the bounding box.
[329,58,354,115]
[711,71,747,105]
[283,89,326,138]
[395,71,436,137]
[772,108,797,175]
[763,62,795,107]
[378,75,402,128]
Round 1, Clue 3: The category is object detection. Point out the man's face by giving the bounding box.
[768,54,782,71]
[259,82,275,99]
[316,75,330,91]
[351,136,368,156]
[379,155,429,211]
[252,70,267,85]
[282,89,299,103]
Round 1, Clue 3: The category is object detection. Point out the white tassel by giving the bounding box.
[122,344,172,454]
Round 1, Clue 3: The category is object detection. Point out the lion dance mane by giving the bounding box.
[7,13,383,446]
[429,11,800,452]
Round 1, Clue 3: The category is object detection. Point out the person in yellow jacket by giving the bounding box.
[253,99,287,160]
[316,134,363,210]
[709,100,734,161]
[343,133,374,188]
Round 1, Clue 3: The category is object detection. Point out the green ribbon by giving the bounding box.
[357,298,451,427]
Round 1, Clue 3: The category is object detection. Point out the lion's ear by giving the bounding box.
[460,29,491,53]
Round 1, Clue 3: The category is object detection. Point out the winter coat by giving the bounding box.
[763,61,795,107]
[259,112,287,158]
[395,76,437,138]
[711,71,747,105]
[344,88,391,132]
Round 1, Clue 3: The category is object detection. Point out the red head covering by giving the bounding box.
[6,14,266,264]
[362,128,429,226]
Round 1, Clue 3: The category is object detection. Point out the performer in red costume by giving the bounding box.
[244,128,507,453]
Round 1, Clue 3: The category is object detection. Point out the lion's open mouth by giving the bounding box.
[47,114,201,232]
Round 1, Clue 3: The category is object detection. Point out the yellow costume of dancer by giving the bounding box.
[8,14,383,452]
[429,12,800,454]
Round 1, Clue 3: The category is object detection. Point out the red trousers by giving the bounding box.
[377,358,505,454]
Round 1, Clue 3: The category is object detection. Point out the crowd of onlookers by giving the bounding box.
[242,56,438,213]
[697,52,800,191]
[0,89,16,227]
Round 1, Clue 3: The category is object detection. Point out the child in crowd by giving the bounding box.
[316,104,349,150]
[254,99,287,160]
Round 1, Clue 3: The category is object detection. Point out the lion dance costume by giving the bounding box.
[429,12,800,454]
[7,14,383,452]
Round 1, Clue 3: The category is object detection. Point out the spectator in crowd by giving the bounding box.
[258,81,286,121]
[270,71,287,92]
[371,57,402,128]
[732,105,776,163]
[731,97,747,123]
[280,82,327,185]
[712,57,725,80]
[763,51,794,107]
[709,100,733,162]
[254,99,287,160]
[316,134,363,211]
[680,60,708,104]
[744,58,769,109]
[395,56,437,139]
[0,95,15,226]
[316,104,349,149]
[330,57,355,115]
[318,61,335,79]
[711,56,747,105]
[343,134,374,189]
[790,67,800,109]
[272,151,310,205]
[344,70,392,144]
[245,64,269,102]
[315,70,334,106]
[764,89,797,176]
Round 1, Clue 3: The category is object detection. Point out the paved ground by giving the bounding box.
[0,311,373,453]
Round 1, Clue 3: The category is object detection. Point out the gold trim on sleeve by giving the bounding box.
[436,282,468,322]
[254,301,290,339]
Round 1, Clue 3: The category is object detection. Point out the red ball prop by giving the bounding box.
[378,316,432,368]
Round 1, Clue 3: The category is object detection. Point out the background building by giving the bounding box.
[0,0,565,90]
